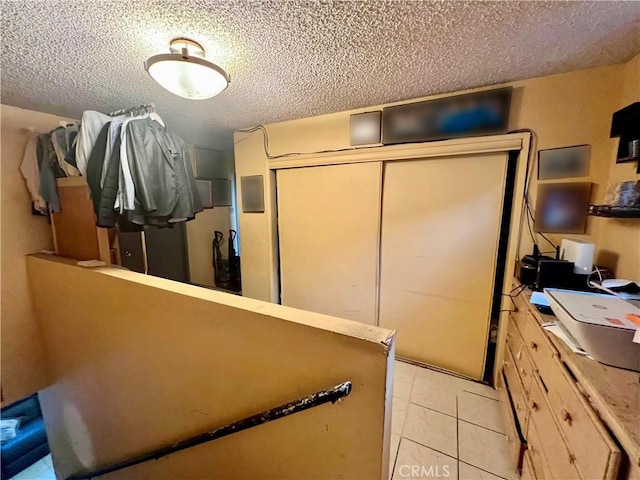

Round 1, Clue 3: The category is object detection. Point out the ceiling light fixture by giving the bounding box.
[144,38,230,100]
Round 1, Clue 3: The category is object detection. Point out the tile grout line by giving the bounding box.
[400,437,458,462]
[462,389,500,402]
[390,437,401,480]
[456,394,460,480]
[457,417,506,437]
[408,395,504,429]
[458,460,512,480]
[408,401,457,419]
[395,365,418,440]
[400,362,508,480]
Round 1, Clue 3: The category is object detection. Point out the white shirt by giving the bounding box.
[118,115,150,211]
[76,110,111,177]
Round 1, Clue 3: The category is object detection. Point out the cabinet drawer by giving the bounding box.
[504,345,530,435]
[527,419,558,480]
[498,370,525,472]
[543,356,621,480]
[506,316,534,397]
[521,308,558,381]
[521,450,537,480]
[509,309,527,336]
[528,375,581,480]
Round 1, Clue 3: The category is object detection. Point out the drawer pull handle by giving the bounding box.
[561,409,573,425]
[568,453,576,464]
[531,401,539,411]
[520,367,526,375]
[530,341,538,351]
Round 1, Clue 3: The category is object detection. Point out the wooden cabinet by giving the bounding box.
[506,314,534,397]
[498,369,526,471]
[277,162,382,326]
[51,177,111,263]
[277,153,511,379]
[499,283,636,480]
[378,154,508,379]
[504,344,530,435]
[528,374,581,480]
[51,177,190,283]
[521,451,537,480]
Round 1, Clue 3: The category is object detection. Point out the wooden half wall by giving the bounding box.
[26,255,395,480]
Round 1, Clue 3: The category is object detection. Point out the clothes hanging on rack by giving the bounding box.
[121,116,202,226]
[76,110,111,177]
[82,105,202,228]
[18,102,200,227]
[118,115,146,211]
[85,122,111,214]
[101,117,126,188]
[20,118,83,213]
[51,125,80,176]
[95,126,123,228]
[40,133,67,212]
[19,131,47,213]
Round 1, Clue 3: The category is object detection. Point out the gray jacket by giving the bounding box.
[124,117,202,226]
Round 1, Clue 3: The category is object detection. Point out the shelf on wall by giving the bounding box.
[588,205,640,218]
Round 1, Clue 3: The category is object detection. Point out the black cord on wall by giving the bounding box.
[508,128,558,255]
[236,125,373,160]
[240,124,557,257]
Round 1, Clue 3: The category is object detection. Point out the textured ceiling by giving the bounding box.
[2,0,639,150]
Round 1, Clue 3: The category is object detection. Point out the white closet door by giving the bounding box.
[277,162,382,325]
[379,154,508,379]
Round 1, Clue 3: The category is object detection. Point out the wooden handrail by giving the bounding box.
[66,381,353,480]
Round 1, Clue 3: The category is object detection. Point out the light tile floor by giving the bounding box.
[390,360,517,480]
[9,454,55,480]
[10,362,515,480]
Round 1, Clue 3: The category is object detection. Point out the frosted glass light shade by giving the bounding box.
[145,54,229,100]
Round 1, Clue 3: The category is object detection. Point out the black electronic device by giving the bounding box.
[516,245,579,292]
[516,254,553,287]
[535,259,576,291]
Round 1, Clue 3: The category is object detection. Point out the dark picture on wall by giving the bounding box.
[534,182,592,234]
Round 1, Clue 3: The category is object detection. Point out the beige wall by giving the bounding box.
[186,207,232,287]
[186,148,237,288]
[28,255,394,480]
[234,58,640,302]
[234,133,280,302]
[0,105,76,405]
[0,103,241,402]
[597,53,640,279]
